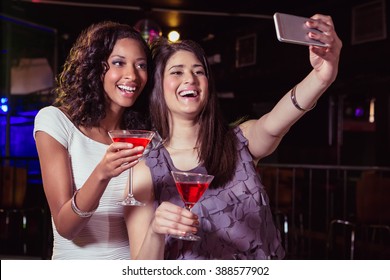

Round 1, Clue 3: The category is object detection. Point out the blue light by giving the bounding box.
[1,98,8,113]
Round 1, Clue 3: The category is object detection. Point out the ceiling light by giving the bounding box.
[168,30,180,42]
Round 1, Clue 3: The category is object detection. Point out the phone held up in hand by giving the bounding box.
[273,12,328,47]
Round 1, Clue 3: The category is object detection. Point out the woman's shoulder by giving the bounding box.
[237,119,256,132]
[34,106,75,145]
[36,105,65,119]
[236,118,260,142]
[36,106,74,124]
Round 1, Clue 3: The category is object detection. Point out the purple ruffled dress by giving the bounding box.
[145,127,285,260]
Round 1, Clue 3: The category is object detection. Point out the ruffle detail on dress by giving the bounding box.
[200,196,228,215]
[145,149,170,177]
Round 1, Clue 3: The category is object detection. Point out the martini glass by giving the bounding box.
[171,171,214,241]
[108,129,155,206]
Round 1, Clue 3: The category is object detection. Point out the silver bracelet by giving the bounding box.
[71,189,97,218]
[290,85,316,112]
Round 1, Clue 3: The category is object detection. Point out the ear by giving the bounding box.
[101,61,109,81]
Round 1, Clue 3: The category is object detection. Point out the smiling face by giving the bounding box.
[163,50,209,120]
[103,38,148,112]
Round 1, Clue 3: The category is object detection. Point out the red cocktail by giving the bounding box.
[171,171,214,241]
[175,181,209,210]
[111,137,151,154]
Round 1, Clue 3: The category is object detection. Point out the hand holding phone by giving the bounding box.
[273,12,327,47]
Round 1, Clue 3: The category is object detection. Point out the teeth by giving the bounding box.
[118,85,136,92]
[179,90,198,97]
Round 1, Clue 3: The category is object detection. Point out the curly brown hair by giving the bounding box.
[53,21,153,129]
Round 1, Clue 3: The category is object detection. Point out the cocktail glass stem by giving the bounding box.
[117,165,145,207]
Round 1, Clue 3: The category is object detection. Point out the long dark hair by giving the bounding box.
[150,38,237,187]
[53,21,153,129]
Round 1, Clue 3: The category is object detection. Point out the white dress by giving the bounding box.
[33,106,130,259]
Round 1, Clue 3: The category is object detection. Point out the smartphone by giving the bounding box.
[273,12,327,47]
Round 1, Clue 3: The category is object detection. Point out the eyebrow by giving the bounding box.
[109,55,147,61]
[109,54,125,59]
[168,64,204,71]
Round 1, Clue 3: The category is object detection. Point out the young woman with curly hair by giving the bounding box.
[33,21,153,259]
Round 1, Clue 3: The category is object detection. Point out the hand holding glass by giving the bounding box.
[171,171,214,241]
[108,130,155,206]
